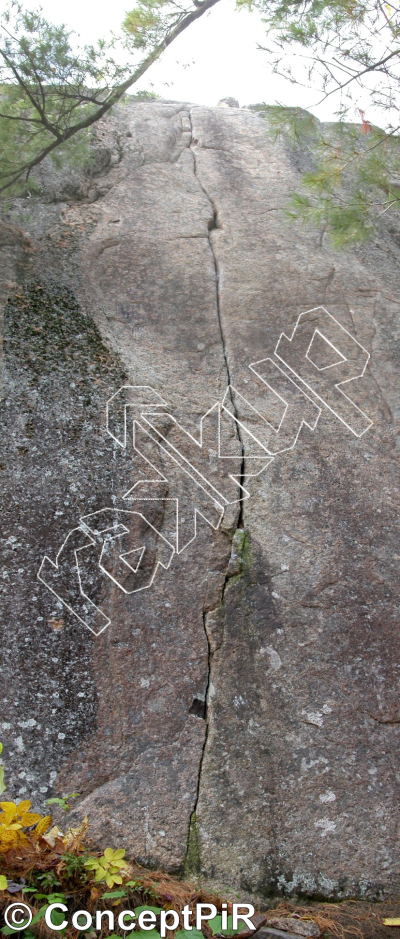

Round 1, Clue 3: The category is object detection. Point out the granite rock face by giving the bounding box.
[1,100,399,901]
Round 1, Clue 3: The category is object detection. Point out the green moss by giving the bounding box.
[223,528,252,593]
[4,280,125,399]
[238,528,251,567]
[184,811,202,876]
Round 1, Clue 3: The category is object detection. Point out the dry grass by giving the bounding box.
[264,899,400,939]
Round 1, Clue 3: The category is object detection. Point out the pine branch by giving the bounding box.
[0,0,222,194]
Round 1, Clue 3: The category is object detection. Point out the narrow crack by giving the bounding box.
[188,109,245,528]
[184,111,247,873]
[367,716,400,725]
[184,527,250,873]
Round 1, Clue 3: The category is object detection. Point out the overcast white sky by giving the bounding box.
[23,0,376,123]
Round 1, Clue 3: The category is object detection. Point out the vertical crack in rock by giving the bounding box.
[184,603,212,875]
[188,109,245,526]
[185,111,247,872]
[185,528,247,874]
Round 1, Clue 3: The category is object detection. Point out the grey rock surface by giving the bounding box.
[218,97,240,108]
[0,100,399,902]
[264,920,320,938]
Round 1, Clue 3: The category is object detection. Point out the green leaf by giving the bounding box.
[0,765,6,796]
[132,932,161,939]
[103,847,115,860]
[37,893,66,904]
[101,889,128,898]
[112,848,126,858]
[49,909,68,928]
[30,905,49,926]
[175,930,205,939]
[0,875,7,890]
[45,794,78,811]
[134,905,162,915]
[209,916,247,936]
[2,928,39,939]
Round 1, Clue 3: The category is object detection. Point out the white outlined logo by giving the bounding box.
[38,307,373,634]
[4,903,33,930]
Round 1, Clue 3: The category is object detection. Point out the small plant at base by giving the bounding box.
[59,851,89,882]
[100,880,140,901]
[85,847,129,888]
[46,793,79,812]
[34,870,62,892]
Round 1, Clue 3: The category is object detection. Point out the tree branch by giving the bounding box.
[313,46,400,104]
[0,48,61,138]
[0,0,222,194]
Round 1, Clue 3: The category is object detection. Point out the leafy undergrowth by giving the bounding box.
[0,805,247,939]
[0,792,398,939]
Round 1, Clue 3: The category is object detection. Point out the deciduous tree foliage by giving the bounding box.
[1,0,400,243]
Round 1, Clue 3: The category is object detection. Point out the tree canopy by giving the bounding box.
[1,0,400,244]
[244,0,400,243]
[0,0,220,194]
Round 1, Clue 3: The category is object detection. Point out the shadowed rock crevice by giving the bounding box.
[183,110,248,860]
[188,108,246,528]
